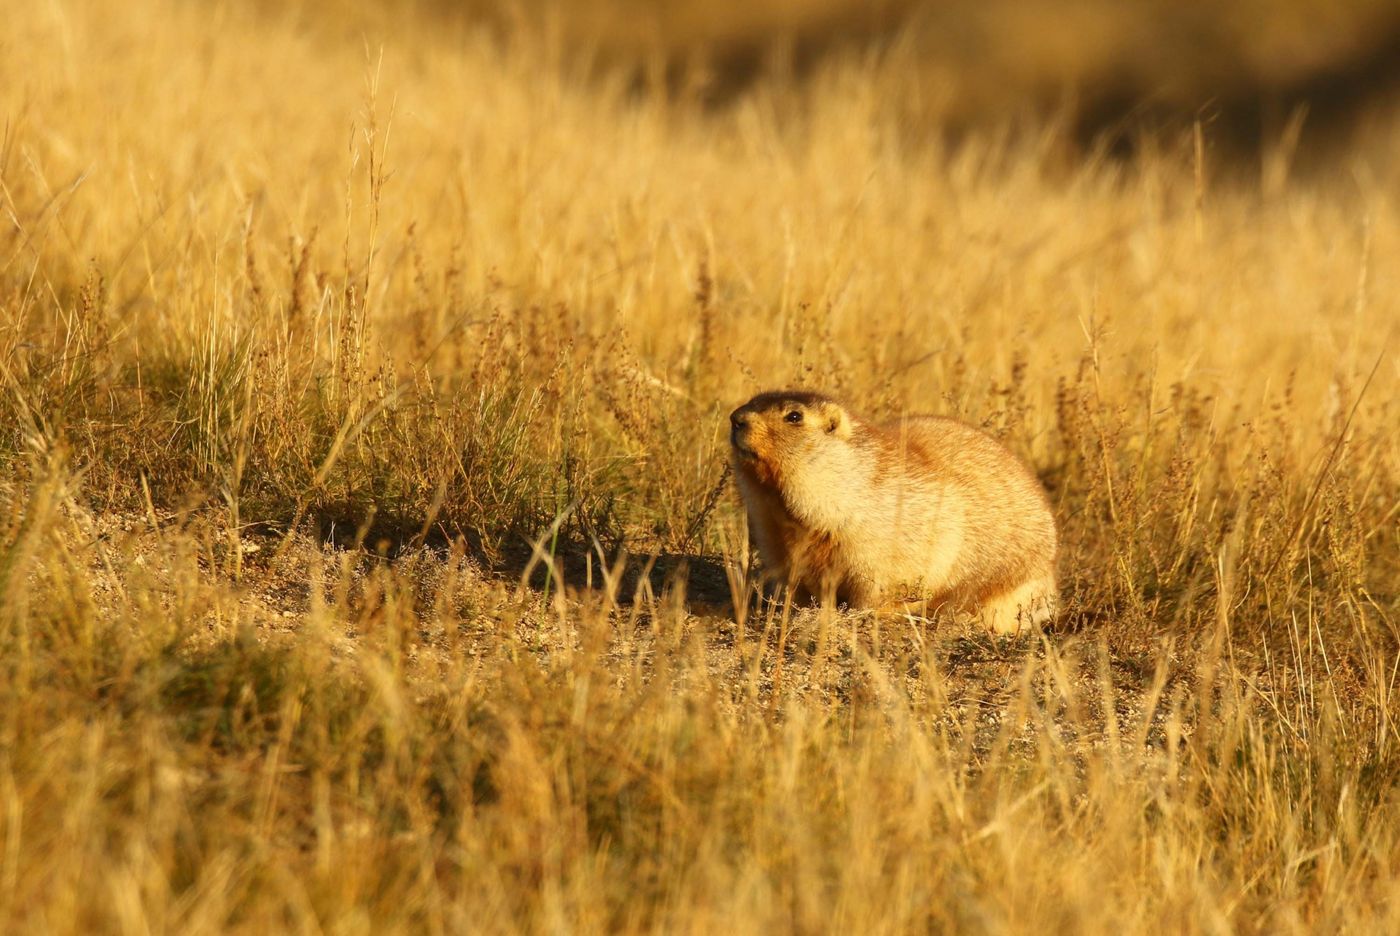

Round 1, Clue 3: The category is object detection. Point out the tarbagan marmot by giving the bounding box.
[729,390,1058,633]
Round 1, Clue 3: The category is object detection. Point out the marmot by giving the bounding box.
[729,390,1058,633]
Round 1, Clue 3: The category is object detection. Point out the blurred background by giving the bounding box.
[301,0,1400,163]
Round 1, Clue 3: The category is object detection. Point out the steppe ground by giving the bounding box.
[2,0,1398,932]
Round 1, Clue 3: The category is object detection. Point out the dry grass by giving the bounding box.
[2,0,1399,931]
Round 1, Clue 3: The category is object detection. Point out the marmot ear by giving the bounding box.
[821,402,851,439]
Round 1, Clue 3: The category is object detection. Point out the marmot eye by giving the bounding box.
[784,410,803,424]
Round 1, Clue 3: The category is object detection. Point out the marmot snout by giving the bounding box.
[729,390,1058,634]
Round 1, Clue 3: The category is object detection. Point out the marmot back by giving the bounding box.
[728,390,1058,633]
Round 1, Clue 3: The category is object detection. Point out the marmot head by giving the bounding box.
[729,390,853,481]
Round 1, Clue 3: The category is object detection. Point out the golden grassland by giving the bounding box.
[2,0,1399,931]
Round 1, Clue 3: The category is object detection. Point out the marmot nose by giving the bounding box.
[730,411,750,430]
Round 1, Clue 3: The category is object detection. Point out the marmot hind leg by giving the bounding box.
[979,574,1058,636]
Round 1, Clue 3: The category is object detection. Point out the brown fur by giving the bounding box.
[729,390,1059,633]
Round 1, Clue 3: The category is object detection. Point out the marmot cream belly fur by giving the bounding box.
[729,390,1058,633]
